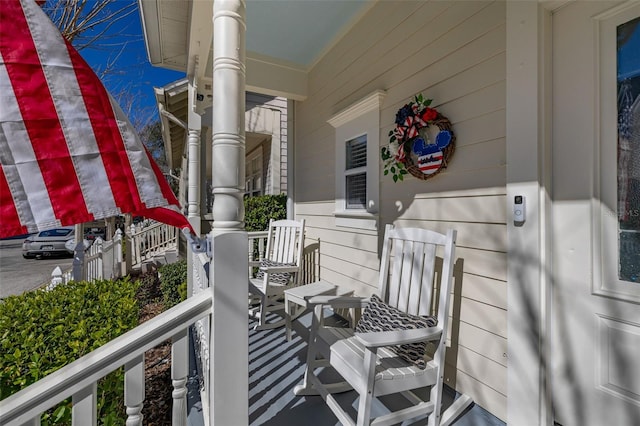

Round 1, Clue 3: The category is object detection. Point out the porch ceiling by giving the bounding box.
[138,0,371,100]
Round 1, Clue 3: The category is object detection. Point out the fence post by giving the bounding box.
[49,266,63,291]
[95,237,104,280]
[73,241,85,282]
[129,224,137,268]
[115,229,123,278]
[124,216,133,275]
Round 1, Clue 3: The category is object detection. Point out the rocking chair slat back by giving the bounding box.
[381,225,444,317]
[266,219,303,268]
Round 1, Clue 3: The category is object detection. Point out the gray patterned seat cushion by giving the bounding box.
[355,294,437,369]
[256,259,296,284]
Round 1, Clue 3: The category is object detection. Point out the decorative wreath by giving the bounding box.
[381,94,455,181]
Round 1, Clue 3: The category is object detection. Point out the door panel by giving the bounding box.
[552,2,640,425]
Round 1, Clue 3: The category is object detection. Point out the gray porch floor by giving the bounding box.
[188,310,505,426]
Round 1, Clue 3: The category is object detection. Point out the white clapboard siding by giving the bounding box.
[380,166,506,197]
[457,297,507,338]
[453,247,507,281]
[304,226,378,250]
[310,2,489,104]
[319,254,379,289]
[393,220,506,252]
[293,1,506,418]
[458,273,507,310]
[445,363,507,422]
[453,108,506,149]
[454,321,508,367]
[308,0,432,97]
[317,265,377,297]
[396,194,507,223]
[445,345,506,396]
[305,238,380,271]
[300,3,503,134]
[295,201,335,217]
[444,313,508,369]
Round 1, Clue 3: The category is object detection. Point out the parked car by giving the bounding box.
[84,228,106,241]
[22,227,75,259]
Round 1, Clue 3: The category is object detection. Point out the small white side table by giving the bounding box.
[284,280,337,341]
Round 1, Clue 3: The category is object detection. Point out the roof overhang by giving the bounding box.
[138,0,371,101]
[154,79,188,170]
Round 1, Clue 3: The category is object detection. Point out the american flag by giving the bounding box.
[0,0,193,238]
[417,151,443,175]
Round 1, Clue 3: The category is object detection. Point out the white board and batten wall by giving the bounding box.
[293,1,507,421]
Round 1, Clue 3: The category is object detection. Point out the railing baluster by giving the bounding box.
[124,355,145,426]
[72,383,97,426]
[172,329,189,426]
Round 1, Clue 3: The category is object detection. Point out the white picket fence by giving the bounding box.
[129,221,178,266]
[49,220,179,288]
[49,229,124,289]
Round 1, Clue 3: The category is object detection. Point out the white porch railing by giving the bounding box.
[247,230,268,275]
[49,229,124,290]
[129,221,178,266]
[0,289,213,426]
[7,231,266,425]
[190,251,211,423]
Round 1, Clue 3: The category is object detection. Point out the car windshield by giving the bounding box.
[38,229,73,237]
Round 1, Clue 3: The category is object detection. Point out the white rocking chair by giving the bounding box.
[294,224,471,426]
[249,218,305,330]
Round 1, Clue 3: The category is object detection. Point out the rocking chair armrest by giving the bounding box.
[249,260,261,267]
[306,295,369,309]
[355,326,443,348]
[259,265,299,274]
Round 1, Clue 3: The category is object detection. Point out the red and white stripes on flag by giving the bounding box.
[0,0,193,239]
[417,151,444,175]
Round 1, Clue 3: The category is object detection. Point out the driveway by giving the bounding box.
[0,238,73,298]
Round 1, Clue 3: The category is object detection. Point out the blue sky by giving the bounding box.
[76,3,184,126]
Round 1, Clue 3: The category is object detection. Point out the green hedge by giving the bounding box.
[0,278,140,425]
[159,260,188,309]
[244,193,287,232]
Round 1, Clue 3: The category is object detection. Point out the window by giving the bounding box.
[593,7,640,301]
[345,135,367,209]
[328,90,386,229]
[245,148,263,198]
[616,16,640,282]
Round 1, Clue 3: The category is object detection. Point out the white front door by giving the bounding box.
[552,2,640,425]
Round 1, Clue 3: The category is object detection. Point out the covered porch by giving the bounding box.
[3,0,639,424]
[245,313,503,426]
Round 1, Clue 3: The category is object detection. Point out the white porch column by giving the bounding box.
[187,129,202,227]
[506,2,551,425]
[187,75,202,227]
[209,1,248,425]
[186,75,202,298]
